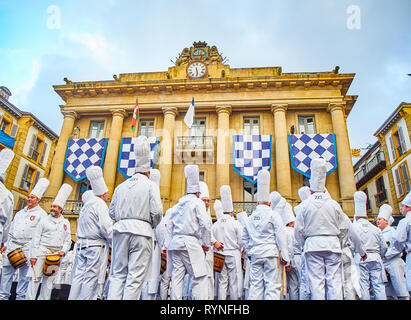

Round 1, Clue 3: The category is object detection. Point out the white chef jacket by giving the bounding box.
[294,192,345,254]
[242,204,289,262]
[212,214,242,256]
[0,182,14,244]
[109,173,163,238]
[9,205,47,244]
[30,214,72,258]
[392,211,411,254]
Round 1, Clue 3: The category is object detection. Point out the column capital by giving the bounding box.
[61,110,78,120]
[162,106,179,117]
[216,105,232,115]
[110,108,128,118]
[271,104,288,113]
[327,103,346,113]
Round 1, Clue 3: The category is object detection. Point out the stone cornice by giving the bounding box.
[216,105,232,115]
[162,106,179,117]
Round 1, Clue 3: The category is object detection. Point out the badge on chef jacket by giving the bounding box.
[63,224,67,231]
[30,216,35,221]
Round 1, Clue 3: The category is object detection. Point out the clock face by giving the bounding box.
[187,62,207,78]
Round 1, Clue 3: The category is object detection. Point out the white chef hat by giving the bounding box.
[257,169,270,202]
[354,191,368,218]
[86,165,108,196]
[150,168,161,187]
[282,202,296,225]
[214,199,224,220]
[402,191,411,207]
[185,165,200,194]
[270,191,282,210]
[81,190,95,204]
[236,211,248,226]
[377,204,394,226]
[134,135,151,173]
[199,181,210,199]
[309,158,327,192]
[30,178,50,199]
[298,186,311,202]
[220,185,234,213]
[52,183,73,209]
[0,148,14,182]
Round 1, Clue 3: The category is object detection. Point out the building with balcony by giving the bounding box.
[0,86,59,213]
[43,42,359,239]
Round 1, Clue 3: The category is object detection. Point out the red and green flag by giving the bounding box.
[132,97,139,131]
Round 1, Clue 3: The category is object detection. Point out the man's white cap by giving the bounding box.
[134,135,151,173]
[214,199,224,220]
[257,169,270,202]
[0,148,14,182]
[354,191,368,218]
[185,165,200,193]
[270,191,282,210]
[309,158,327,192]
[150,168,161,187]
[236,211,248,226]
[81,190,95,204]
[377,204,394,226]
[30,178,50,199]
[199,181,210,199]
[52,183,73,209]
[402,191,411,207]
[86,165,108,196]
[298,186,311,202]
[220,185,234,213]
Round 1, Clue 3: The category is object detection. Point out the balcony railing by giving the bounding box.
[64,201,83,215]
[176,136,214,150]
[355,152,386,189]
[233,202,256,214]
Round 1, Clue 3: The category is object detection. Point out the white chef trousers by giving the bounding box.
[247,256,281,300]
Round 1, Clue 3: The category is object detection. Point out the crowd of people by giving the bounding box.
[0,136,410,300]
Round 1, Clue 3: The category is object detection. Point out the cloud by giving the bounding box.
[10,59,41,107]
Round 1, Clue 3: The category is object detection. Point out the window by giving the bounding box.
[363,188,371,211]
[298,116,316,134]
[189,118,206,137]
[375,176,387,204]
[400,163,411,194]
[16,197,27,212]
[88,121,105,139]
[28,135,44,163]
[244,179,257,202]
[303,175,310,187]
[138,119,154,137]
[0,117,11,134]
[243,117,260,135]
[199,171,205,182]
[394,127,407,158]
[77,179,92,200]
[394,168,404,197]
[389,135,397,162]
[19,165,39,192]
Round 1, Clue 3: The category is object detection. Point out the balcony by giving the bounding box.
[355,152,386,189]
[233,202,256,214]
[175,136,214,164]
[64,201,83,215]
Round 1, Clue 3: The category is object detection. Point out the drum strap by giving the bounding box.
[78,244,105,250]
[12,241,27,246]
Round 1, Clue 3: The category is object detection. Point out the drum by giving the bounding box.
[43,254,61,276]
[213,252,225,273]
[7,248,27,269]
[241,249,246,273]
[160,256,167,274]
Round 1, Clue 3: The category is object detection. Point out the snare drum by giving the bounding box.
[213,252,225,273]
[160,256,167,274]
[43,254,61,276]
[7,248,27,269]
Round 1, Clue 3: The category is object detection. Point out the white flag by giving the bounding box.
[184,97,195,128]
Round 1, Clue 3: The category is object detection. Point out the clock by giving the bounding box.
[187,61,207,78]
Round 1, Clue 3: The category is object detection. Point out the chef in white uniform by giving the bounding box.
[351,191,388,300]
[107,136,163,300]
[376,203,409,300]
[69,166,113,300]
[236,211,249,299]
[166,164,211,300]
[294,158,346,300]
[392,191,411,296]
[242,169,289,300]
[0,149,15,254]
[0,178,49,300]
[212,185,243,300]
[26,183,73,300]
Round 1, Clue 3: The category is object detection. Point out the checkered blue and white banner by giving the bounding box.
[64,138,108,181]
[118,137,159,178]
[233,135,272,184]
[288,134,337,178]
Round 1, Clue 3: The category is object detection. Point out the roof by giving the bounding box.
[374,102,411,136]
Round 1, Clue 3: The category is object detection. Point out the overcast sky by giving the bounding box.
[1,0,410,160]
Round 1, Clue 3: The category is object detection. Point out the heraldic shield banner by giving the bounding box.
[288,133,338,178]
[117,136,159,178]
[233,135,272,184]
[63,138,108,181]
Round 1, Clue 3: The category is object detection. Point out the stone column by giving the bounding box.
[271,104,292,200]
[159,106,178,200]
[215,105,231,198]
[45,110,78,198]
[103,109,127,198]
[328,103,356,215]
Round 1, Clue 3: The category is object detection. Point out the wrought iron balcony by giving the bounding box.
[233,202,256,214]
[175,136,215,164]
[355,152,386,189]
[176,136,214,150]
[64,201,83,215]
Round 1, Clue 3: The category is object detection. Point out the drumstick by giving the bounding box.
[32,264,38,282]
[282,264,287,297]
